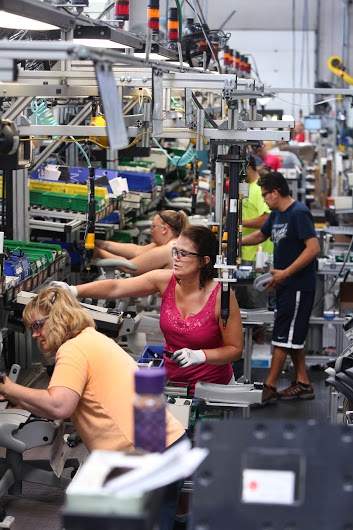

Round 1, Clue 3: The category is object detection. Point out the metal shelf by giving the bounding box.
[29,199,117,223]
[30,218,83,234]
[323,226,353,236]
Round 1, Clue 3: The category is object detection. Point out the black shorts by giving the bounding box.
[272,290,315,349]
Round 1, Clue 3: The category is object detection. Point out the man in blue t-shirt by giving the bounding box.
[242,171,320,405]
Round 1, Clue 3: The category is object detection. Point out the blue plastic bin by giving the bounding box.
[137,345,165,366]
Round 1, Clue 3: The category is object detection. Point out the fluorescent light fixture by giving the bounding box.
[134,43,178,61]
[73,25,143,50]
[0,0,76,31]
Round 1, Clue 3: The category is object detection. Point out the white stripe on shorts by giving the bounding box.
[287,291,301,346]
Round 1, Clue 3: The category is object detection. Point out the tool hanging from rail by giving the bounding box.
[83,166,96,274]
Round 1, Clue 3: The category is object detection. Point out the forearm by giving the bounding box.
[76,279,119,300]
[0,382,65,420]
[93,247,127,261]
[203,344,243,365]
[243,214,269,230]
[284,248,318,277]
[96,241,155,258]
[242,230,267,246]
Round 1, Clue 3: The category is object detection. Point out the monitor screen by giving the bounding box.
[304,116,322,131]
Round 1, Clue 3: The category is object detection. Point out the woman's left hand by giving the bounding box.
[171,349,206,368]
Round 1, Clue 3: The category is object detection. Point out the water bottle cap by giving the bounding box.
[135,368,166,394]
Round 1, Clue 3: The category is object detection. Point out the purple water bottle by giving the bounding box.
[134,368,166,453]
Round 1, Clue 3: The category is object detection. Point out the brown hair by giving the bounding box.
[23,287,95,357]
[179,225,218,288]
[257,171,290,197]
[158,209,189,235]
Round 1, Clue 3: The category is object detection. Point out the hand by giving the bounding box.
[50,281,78,297]
[171,348,206,368]
[268,269,288,288]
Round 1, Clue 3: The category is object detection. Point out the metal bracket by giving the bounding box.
[152,67,163,136]
[94,61,128,150]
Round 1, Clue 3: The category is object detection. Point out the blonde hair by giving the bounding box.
[23,287,95,356]
[158,210,189,235]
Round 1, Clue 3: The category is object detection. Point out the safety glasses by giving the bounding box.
[30,315,49,333]
[171,247,200,259]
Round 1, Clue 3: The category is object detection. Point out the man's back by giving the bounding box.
[262,201,317,290]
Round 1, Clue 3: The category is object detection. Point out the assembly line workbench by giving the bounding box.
[240,309,345,383]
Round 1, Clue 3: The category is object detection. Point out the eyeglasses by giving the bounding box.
[150,223,166,230]
[171,247,200,259]
[261,191,272,199]
[30,315,49,333]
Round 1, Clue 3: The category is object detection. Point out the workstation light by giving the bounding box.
[0,0,76,31]
[134,43,178,61]
[73,24,144,50]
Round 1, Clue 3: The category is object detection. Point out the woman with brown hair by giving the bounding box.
[94,210,189,275]
[53,226,244,394]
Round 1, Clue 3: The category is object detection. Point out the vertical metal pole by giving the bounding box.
[243,326,252,384]
[3,169,13,240]
[226,145,241,266]
[328,387,340,423]
[13,168,29,241]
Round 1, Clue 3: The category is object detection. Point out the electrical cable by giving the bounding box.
[291,0,296,116]
[187,0,221,73]
[191,92,218,128]
[97,1,115,20]
[265,93,343,109]
[174,0,183,42]
[193,0,206,25]
[30,99,91,166]
[152,137,196,166]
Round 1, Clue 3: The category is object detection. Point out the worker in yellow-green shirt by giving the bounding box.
[235,155,274,319]
[242,155,274,261]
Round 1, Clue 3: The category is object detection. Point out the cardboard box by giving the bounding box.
[339,282,353,316]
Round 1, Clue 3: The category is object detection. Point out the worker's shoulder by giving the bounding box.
[144,268,173,281]
[291,200,314,216]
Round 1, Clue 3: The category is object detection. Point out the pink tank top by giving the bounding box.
[160,275,233,394]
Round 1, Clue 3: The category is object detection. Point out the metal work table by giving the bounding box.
[240,309,345,382]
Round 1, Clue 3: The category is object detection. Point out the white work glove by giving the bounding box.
[50,281,78,297]
[171,348,206,368]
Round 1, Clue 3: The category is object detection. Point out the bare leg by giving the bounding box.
[288,347,309,384]
[266,346,289,389]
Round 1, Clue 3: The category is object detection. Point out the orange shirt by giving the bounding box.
[49,328,184,452]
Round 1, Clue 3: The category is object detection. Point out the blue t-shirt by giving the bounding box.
[261,201,317,291]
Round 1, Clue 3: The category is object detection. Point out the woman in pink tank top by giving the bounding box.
[160,227,243,394]
[56,226,244,395]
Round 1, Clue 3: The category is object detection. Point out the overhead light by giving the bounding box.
[0,0,76,31]
[73,24,141,50]
[134,43,178,61]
